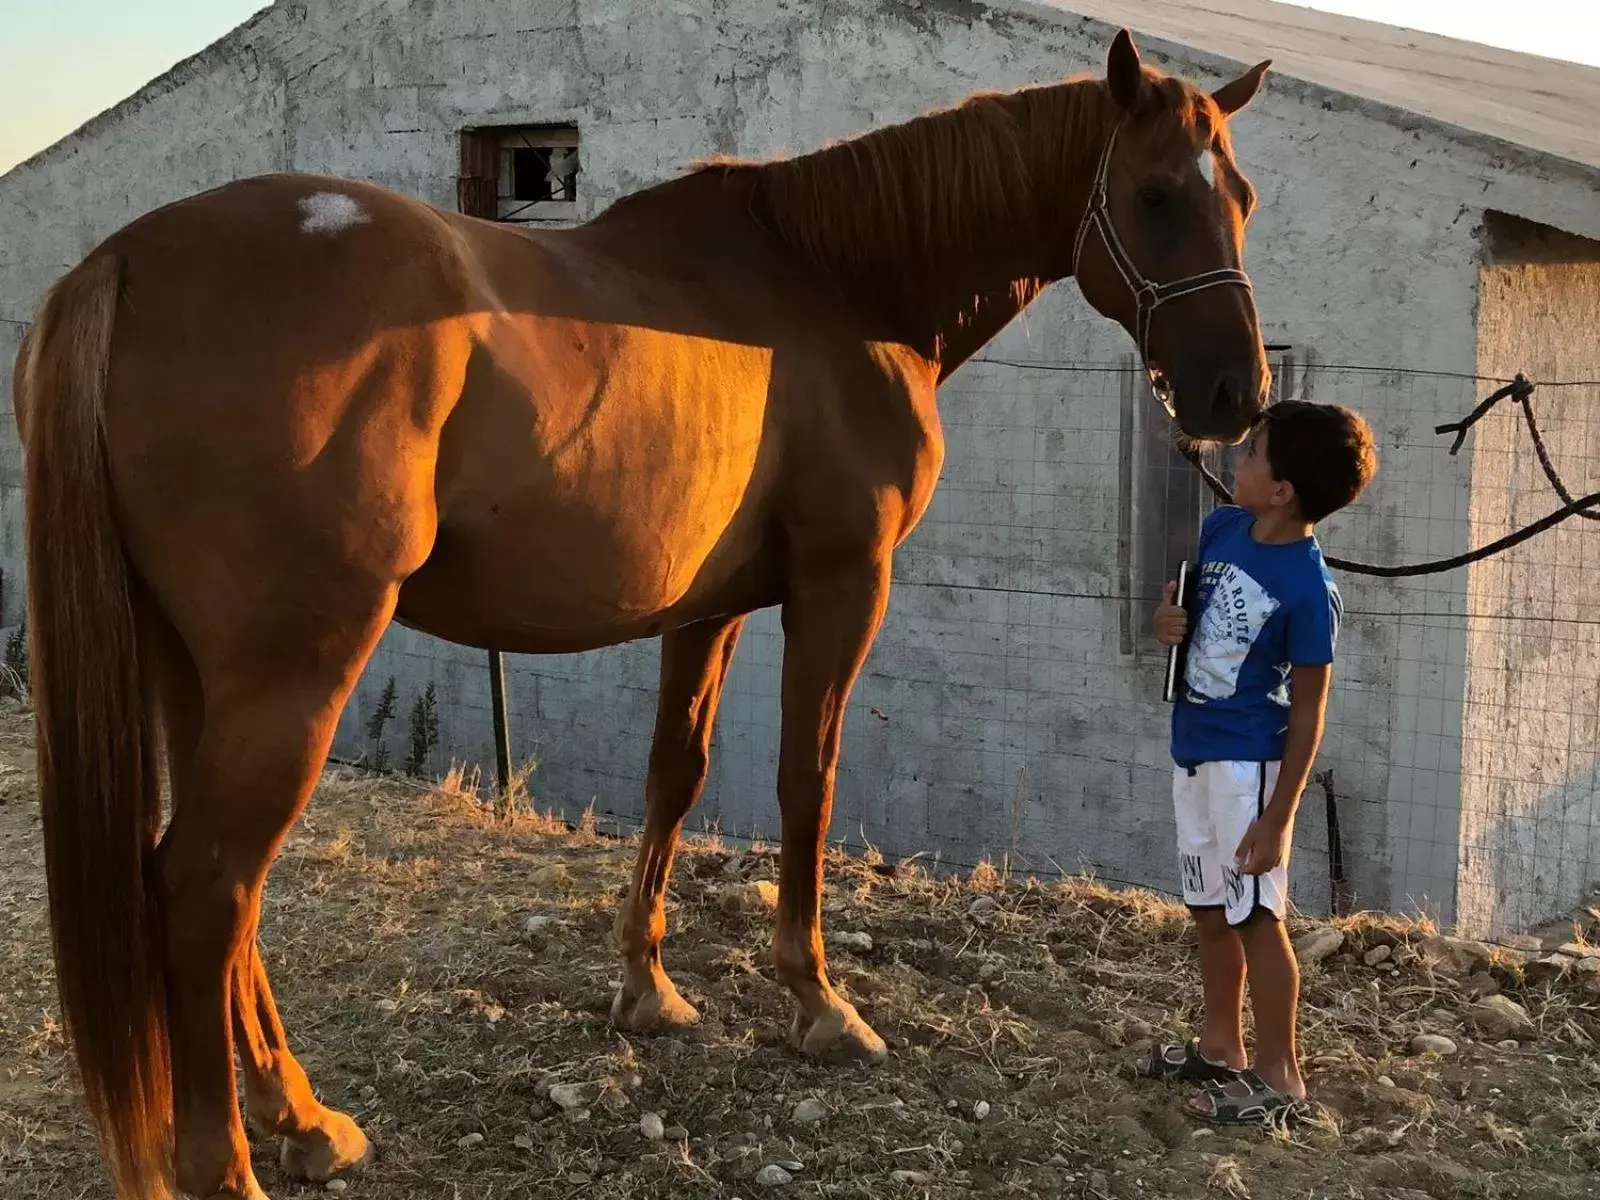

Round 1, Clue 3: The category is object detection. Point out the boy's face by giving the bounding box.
[1231,425,1297,516]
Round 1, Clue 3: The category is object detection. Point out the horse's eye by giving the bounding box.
[1137,184,1170,209]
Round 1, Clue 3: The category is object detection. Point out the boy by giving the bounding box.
[1144,400,1377,1124]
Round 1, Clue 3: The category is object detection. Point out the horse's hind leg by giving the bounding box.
[155,619,367,1183]
[155,592,395,1199]
[613,615,746,1031]
[233,943,369,1181]
[773,558,891,1064]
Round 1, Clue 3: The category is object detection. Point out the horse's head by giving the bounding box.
[1072,30,1272,444]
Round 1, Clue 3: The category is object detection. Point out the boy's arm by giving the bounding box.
[1265,663,1330,826]
[1236,578,1338,875]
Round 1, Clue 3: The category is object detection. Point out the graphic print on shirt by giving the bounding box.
[1184,561,1280,701]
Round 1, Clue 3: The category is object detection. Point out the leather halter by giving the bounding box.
[1071,123,1253,416]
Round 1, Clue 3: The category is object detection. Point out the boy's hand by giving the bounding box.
[1153,580,1188,646]
[1235,813,1293,876]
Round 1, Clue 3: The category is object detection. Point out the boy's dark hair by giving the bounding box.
[1259,400,1377,523]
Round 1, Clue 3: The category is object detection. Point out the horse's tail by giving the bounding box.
[15,253,173,1200]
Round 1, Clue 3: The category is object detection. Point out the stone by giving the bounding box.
[1460,971,1501,999]
[549,1082,597,1111]
[829,931,873,953]
[973,1100,990,1121]
[1410,1034,1458,1056]
[1576,958,1600,976]
[891,1170,934,1185]
[325,1182,348,1195]
[640,1112,666,1141]
[1419,935,1493,975]
[457,1132,484,1148]
[514,1133,535,1150]
[755,1164,794,1186]
[792,1098,827,1125]
[524,914,555,935]
[722,880,780,914]
[1364,944,1393,967]
[1464,995,1535,1040]
[1496,1040,1520,1052]
[1293,927,1344,964]
[969,896,999,918]
[1498,934,1543,953]
[1557,942,1597,959]
[1525,954,1574,983]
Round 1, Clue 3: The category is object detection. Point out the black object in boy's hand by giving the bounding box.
[1162,559,1198,704]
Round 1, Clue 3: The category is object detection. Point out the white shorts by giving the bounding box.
[1173,760,1288,927]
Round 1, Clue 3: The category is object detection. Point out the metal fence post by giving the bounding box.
[488,649,512,797]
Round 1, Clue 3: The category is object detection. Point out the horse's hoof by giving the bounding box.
[790,1000,889,1064]
[200,1184,271,1200]
[611,976,700,1033]
[278,1109,372,1182]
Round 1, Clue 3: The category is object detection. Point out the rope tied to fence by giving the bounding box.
[1433,373,1534,456]
[1178,372,1600,578]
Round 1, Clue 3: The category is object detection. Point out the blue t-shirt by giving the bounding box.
[1171,506,1340,768]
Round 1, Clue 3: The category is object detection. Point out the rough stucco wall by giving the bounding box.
[1460,217,1600,937]
[0,0,1589,923]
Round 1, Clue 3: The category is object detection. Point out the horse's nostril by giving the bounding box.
[1212,372,1241,416]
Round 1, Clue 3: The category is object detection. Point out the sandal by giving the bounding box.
[1186,1069,1307,1126]
[1136,1038,1241,1084]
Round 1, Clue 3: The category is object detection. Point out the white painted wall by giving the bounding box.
[3,0,1598,929]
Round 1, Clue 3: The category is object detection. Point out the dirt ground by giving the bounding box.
[2,709,1600,1199]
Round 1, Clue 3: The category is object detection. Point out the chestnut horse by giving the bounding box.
[15,29,1271,1200]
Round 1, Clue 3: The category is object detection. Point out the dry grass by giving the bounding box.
[2,707,1600,1198]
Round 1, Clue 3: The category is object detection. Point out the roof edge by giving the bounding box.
[996,0,1600,221]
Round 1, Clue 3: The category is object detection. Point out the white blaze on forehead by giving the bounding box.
[1197,149,1217,189]
[298,191,370,234]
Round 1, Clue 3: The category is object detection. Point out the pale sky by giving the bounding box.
[1,1,1596,175]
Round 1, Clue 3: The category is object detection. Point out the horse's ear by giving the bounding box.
[1107,28,1150,114]
[1213,59,1272,115]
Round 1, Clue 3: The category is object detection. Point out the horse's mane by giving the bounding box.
[697,77,1121,282]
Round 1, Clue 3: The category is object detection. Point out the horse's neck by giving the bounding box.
[934,282,1048,383]
[876,91,1106,371]
[737,80,1106,360]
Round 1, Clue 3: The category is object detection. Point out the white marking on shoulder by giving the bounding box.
[298,192,371,234]
[1198,151,1217,189]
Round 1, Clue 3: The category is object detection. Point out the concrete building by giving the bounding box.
[2,0,1598,935]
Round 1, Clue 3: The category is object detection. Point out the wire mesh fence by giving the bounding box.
[344,352,1600,941]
